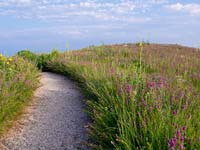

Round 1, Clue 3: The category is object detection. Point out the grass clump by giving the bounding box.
[0,53,39,133]
[45,43,200,150]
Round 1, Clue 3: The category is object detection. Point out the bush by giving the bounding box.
[37,49,60,71]
[17,50,38,62]
[17,49,60,70]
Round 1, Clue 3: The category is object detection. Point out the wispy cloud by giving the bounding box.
[166,3,200,15]
[0,0,164,23]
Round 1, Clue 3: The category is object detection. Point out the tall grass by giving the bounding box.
[0,54,39,132]
[46,43,200,150]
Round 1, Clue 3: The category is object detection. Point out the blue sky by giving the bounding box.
[0,0,200,55]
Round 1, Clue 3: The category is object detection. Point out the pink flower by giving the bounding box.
[179,144,183,150]
[182,126,186,131]
[173,111,177,115]
[168,137,176,149]
[125,83,133,94]
[181,136,185,142]
[177,130,181,138]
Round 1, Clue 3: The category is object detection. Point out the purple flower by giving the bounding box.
[173,111,177,115]
[169,137,176,148]
[182,126,186,131]
[141,98,147,107]
[125,83,133,94]
[146,75,168,90]
[177,130,181,138]
[157,104,161,109]
[181,136,185,142]
[179,144,183,150]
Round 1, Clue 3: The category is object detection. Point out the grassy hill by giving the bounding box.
[45,43,200,150]
[1,43,200,150]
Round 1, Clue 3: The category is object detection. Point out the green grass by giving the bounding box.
[44,43,200,150]
[0,54,39,133]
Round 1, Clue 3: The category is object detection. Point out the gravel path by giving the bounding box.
[0,72,89,150]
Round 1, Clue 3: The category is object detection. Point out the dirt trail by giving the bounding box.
[0,72,89,150]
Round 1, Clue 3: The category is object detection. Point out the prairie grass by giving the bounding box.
[0,54,39,133]
[46,43,200,150]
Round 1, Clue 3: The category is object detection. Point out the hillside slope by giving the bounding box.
[45,43,200,150]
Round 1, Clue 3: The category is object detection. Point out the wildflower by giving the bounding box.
[2,57,5,61]
[0,54,5,61]
[141,98,147,107]
[146,80,157,89]
[125,83,133,94]
[168,137,176,150]
[146,75,168,90]
[6,61,10,65]
[139,41,144,47]
[173,111,177,115]
[157,104,161,110]
[177,130,181,138]
[8,58,13,62]
[182,126,186,131]
[181,136,185,142]
[179,144,183,150]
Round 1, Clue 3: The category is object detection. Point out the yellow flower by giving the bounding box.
[0,54,4,61]
[6,61,10,65]
[8,58,13,62]
[0,57,5,61]
[139,42,144,47]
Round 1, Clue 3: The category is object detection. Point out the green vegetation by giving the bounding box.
[17,49,60,70]
[0,54,39,133]
[0,48,58,134]
[1,43,200,150]
[44,43,200,150]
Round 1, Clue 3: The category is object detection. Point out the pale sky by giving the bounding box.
[0,0,200,55]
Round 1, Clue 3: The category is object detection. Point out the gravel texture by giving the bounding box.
[0,72,89,150]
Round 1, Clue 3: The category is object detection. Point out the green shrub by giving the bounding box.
[37,49,60,71]
[17,49,60,70]
[17,50,38,62]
